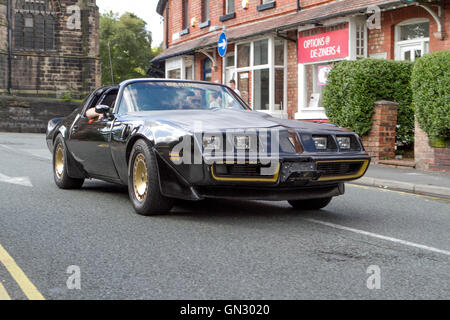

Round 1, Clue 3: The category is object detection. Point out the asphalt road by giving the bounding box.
[0,133,449,300]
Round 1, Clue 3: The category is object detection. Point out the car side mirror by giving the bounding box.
[95,104,110,115]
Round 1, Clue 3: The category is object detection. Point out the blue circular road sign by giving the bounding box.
[218,32,227,57]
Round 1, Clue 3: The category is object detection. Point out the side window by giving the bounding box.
[118,86,136,115]
[98,90,118,113]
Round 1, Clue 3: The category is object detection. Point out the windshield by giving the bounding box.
[117,81,248,114]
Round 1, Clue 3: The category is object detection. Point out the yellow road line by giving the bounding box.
[348,184,450,202]
[0,282,11,300]
[0,244,45,300]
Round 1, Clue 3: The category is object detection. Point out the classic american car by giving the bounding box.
[46,79,370,216]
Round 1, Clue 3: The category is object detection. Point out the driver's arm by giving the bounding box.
[86,107,104,120]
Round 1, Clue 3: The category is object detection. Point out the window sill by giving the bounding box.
[220,12,235,22]
[179,28,189,36]
[199,20,210,29]
[257,2,276,12]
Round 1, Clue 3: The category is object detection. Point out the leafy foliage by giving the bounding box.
[322,59,414,145]
[100,12,161,85]
[411,50,450,141]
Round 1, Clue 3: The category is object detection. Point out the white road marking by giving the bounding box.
[304,218,450,257]
[0,144,51,161]
[0,173,33,187]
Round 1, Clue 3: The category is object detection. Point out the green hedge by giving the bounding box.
[322,59,414,145]
[411,50,450,141]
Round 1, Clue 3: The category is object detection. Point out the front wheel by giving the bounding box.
[288,197,332,210]
[53,134,84,189]
[128,139,174,216]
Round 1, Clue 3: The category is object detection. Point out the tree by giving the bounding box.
[99,12,161,85]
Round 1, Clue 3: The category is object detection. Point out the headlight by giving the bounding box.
[313,137,327,150]
[202,135,221,150]
[337,136,351,150]
[234,135,250,150]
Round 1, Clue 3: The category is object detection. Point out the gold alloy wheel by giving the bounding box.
[133,154,149,202]
[55,144,64,179]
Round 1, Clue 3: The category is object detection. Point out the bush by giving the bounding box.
[322,59,414,145]
[411,50,450,141]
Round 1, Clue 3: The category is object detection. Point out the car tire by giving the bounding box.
[288,197,332,210]
[128,139,174,216]
[53,134,85,189]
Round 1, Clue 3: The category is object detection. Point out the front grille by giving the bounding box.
[214,164,268,177]
[212,163,280,182]
[228,165,260,176]
[317,161,364,177]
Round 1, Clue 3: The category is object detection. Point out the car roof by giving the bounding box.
[119,78,229,88]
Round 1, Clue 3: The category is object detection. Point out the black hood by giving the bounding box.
[128,109,348,134]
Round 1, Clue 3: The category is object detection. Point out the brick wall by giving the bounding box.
[164,0,333,48]
[286,30,297,119]
[361,100,398,162]
[368,4,450,58]
[0,95,80,133]
[415,121,450,172]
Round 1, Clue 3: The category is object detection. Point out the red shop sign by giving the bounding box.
[298,27,349,63]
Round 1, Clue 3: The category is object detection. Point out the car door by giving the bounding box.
[67,88,119,179]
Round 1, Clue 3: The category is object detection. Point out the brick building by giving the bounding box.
[0,0,100,99]
[153,0,448,121]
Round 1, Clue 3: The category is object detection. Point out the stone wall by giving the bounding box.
[0,95,80,133]
[361,100,398,162]
[0,0,100,99]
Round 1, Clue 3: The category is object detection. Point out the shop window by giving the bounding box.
[233,37,287,115]
[305,63,333,110]
[168,69,181,79]
[13,0,55,51]
[224,53,235,85]
[237,43,250,68]
[254,39,269,66]
[254,69,270,110]
[274,39,284,66]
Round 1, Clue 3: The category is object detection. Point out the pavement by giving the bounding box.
[353,164,450,199]
[0,133,449,300]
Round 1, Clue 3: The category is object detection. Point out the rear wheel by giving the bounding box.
[53,134,84,189]
[128,139,174,216]
[288,197,332,210]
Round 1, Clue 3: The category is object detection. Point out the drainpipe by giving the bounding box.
[6,0,12,94]
[165,1,169,49]
[297,0,301,11]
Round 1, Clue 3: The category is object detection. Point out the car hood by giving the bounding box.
[127,109,349,134]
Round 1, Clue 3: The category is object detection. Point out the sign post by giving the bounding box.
[218,32,228,57]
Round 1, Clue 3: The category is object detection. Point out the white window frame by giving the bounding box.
[165,56,194,79]
[394,18,430,61]
[230,36,288,118]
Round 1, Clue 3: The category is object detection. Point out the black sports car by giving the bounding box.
[46,79,370,215]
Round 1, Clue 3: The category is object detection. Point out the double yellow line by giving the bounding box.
[0,243,45,300]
